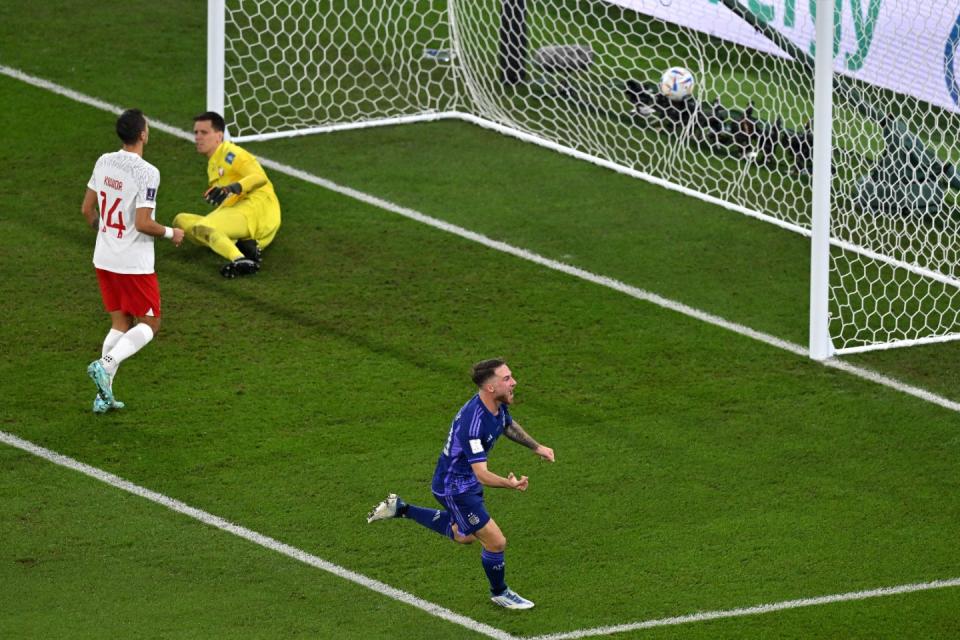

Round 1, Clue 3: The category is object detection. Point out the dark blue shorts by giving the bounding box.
[434,486,490,537]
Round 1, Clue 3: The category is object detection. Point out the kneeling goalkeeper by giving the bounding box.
[173,111,281,278]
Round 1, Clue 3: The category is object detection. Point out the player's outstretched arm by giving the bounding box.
[135,207,184,246]
[505,421,555,462]
[470,461,529,491]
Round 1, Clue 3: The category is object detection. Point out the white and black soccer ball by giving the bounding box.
[659,66,695,101]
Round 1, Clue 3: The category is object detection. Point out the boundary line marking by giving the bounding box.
[524,578,960,639]
[3,63,958,416]
[5,432,960,640]
[3,65,960,638]
[0,430,518,640]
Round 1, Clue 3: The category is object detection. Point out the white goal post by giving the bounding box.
[207,0,960,358]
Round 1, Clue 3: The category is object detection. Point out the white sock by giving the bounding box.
[101,324,154,375]
[102,329,125,387]
[102,329,124,356]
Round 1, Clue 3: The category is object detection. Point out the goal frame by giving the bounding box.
[205,0,960,360]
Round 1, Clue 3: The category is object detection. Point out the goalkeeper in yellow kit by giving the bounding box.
[173,112,281,278]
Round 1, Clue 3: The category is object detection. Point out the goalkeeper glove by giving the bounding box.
[203,182,242,206]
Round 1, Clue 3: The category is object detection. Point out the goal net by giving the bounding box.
[215,0,960,356]
[220,0,458,139]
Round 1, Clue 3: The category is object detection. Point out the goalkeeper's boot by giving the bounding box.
[93,395,125,414]
[366,493,406,523]
[220,257,260,278]
[235,239,262,264]
[87,360,115,406]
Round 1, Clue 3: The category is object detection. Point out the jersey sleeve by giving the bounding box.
[225,147,266,192]
[134,165,160,210]
[87,155,105,191]
[460,407,489,464]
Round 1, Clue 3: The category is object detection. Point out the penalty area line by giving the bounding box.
[0,430,518,640]
[2,63,959,417]
[522,577,960,640]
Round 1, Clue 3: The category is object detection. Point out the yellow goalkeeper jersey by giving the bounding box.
[206,141,276,207]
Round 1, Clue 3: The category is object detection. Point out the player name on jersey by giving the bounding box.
[89,149,161,275]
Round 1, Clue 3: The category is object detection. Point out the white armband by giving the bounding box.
[163,226,174,239]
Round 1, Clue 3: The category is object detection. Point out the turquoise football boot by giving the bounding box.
[87,360,115,406]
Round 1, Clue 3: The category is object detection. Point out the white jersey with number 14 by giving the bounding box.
[88,149,160,274]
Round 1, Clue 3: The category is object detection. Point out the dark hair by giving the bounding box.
[193,111,226,132]
[471,358,506,387]
[116,109,147,145]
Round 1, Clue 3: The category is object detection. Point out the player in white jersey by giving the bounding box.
[81,109,184,413]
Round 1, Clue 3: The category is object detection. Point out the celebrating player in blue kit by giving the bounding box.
[367,358,555,609]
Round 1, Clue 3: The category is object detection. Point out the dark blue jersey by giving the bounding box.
[431,394,513,496]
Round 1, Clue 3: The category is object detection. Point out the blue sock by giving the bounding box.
[402,504,453,538]
[481,549,507,595]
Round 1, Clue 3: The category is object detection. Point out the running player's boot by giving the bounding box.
[366,494,407,523]
[220,257,260,278]
[87,360,115,406]
[490,588,535,610]
[93,396,126,414]
[93,395,109,414]
[235,239,262,264]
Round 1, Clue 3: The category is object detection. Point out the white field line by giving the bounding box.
[246,159,960,420]
[3,63,960,639]
[523,577,960,640]
[0,430,518,640]
[6,433,960,640]
[2,64,958,414]
[0,65,193,143]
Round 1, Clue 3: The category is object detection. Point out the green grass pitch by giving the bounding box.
[1,2,960,638]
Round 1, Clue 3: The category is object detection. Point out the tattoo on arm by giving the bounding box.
[504,422,539,450]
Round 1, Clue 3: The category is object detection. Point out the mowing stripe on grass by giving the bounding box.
[523,577,960,639]
[5,426,960,640]
[0,430,518,640]
[3,64,958,417]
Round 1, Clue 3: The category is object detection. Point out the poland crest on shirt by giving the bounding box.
[89,149,161,274]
